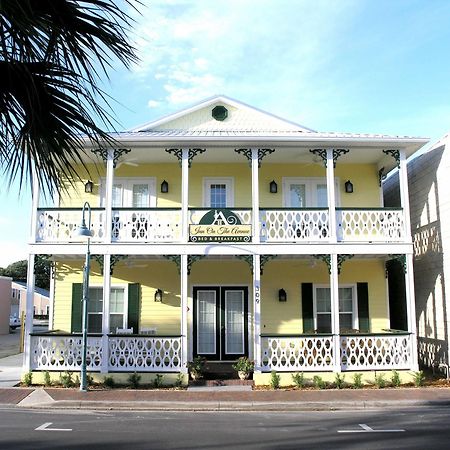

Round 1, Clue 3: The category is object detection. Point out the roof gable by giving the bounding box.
[131,95,315,133]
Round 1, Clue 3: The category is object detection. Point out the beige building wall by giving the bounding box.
[0,276,12,334]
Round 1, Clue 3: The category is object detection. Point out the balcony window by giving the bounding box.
[203,178,234,207]
[101,178,156,207]
[283,177,339,207]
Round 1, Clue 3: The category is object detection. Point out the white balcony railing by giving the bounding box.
[337,208,405,242]
[35,207,405,244]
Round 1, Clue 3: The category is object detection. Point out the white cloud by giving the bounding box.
[147,100,161,108]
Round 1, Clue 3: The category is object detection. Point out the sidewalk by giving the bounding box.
[1,386,450,411]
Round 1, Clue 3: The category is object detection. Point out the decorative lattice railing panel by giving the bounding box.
[337,208,405,242]
[36,208,105,243]
[111,209,181,243]
[30,335,102,371]
[261,209,329,242]
[108,336,182,372]
[340,334,412,370]
[261,336,334,371]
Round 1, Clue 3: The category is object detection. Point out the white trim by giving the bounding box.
[100,177,156,207]
[282,177,340,207]
[203,177,234,207]
[312,284,358,332]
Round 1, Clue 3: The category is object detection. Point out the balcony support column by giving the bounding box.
[329,253,341,372]
[253,254,261,370]
[181,149,189,243]
[23,253,35,372]
[101,254,112,373]
[251,149,260,243]
[30,168,40,244]
[105,149,115,243]
[181,254,188,373]
[326,149,337,242]
[405,254,419,370]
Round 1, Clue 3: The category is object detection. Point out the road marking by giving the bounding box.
[35,422,72,432]
[338,423,405,433]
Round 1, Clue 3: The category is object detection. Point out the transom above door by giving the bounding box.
[193,286,248,361]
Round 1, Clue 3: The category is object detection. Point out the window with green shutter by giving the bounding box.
[71,283,83,333]
[127,283,140,334]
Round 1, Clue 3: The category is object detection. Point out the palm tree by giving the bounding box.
[0,0,140,195]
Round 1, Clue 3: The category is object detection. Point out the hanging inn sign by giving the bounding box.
[189,209,252,242]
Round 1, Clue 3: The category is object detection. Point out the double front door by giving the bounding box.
[193,286,248,360]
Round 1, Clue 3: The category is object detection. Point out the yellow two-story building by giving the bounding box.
[24,96,428,385]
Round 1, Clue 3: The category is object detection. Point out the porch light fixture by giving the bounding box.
[76,202,93,392]
[345,180,354,194]
[161,180,169,193]
[278,288,287,302]
[269,180,278,194]
[154,288,163,302]
[84,180,94,194]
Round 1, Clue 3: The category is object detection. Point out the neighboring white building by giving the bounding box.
[11,281,50,318]
[0,276,12,335]
[384,133,450,371]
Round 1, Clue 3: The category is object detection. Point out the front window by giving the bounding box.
[314,286,357,332]
[203,178,233,207]
[87,287,126,333]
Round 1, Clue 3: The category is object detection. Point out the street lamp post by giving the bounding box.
[77,202,93,392]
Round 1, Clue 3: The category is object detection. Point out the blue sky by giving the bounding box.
[1,0,450,267]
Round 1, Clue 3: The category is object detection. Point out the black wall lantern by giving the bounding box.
[84,180,94,194]
[161,180,169,193]
[278,288,287,302]
[269,180,278,194]
[154,288,163,302]
[345,180,354,194]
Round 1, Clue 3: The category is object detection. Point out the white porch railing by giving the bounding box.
[336,208,405,242]
[30,334,103,370]
[261,209,329,242]
[340,333,413,370]
[36,208,106,243]
[108,335,182,372]
[261,335,334,371]
[30,334,182,372]
[111,208,182,243]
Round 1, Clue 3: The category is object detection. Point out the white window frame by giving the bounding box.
[312,284,358,332]
[203,177,234,208]
[100,178,156,207]
[282,177,340,207]
[88,285,128,333]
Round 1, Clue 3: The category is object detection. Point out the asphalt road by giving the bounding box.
[0,406,449,450]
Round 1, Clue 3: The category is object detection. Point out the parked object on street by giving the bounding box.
[9,316,21,330]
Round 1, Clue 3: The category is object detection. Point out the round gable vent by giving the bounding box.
[212,105,228,121]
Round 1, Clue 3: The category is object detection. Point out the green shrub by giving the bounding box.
[153,374,164,388]
[313,375,326,389]
[103,376,115,388]
[352,373,363,389]
[128,372,141,389]
[270,371,280,389]
[43,371,52,387]
[334,373,345,389]
[23,371,33,387]
[187,356,206,380]
[291,372,306,388]
[391,370,401,388]
[174,373,184,388]
[413,370,426,387]
[60,371,74,388]
[374,373,386,389]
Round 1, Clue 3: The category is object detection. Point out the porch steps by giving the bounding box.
[189,379,254,387]
[189,361,254,388]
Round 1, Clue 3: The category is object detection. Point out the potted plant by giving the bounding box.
[187,356,206,381]
[232,357,254,380]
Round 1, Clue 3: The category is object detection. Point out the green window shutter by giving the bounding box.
[357,282,370,332]
[128,283,140,334]
[71,283,83,333]
[302,283,314,333]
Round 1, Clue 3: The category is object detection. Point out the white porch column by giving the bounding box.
[326,149,337,242]
[181,149,189,243]
[101,254,112,373]
[253,254,261,370]
[405,254,419,370]
[23,253,35,372]
[104,149,115,243]
[329,254,341,372]
[251,149,260,244]
[29,169,40,244]
[398,149,412,239]
[181,254,188,372]
[48,263,55,330]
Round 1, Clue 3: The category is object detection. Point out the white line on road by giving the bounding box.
[338,423,405,433]
[35,422,72,432]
